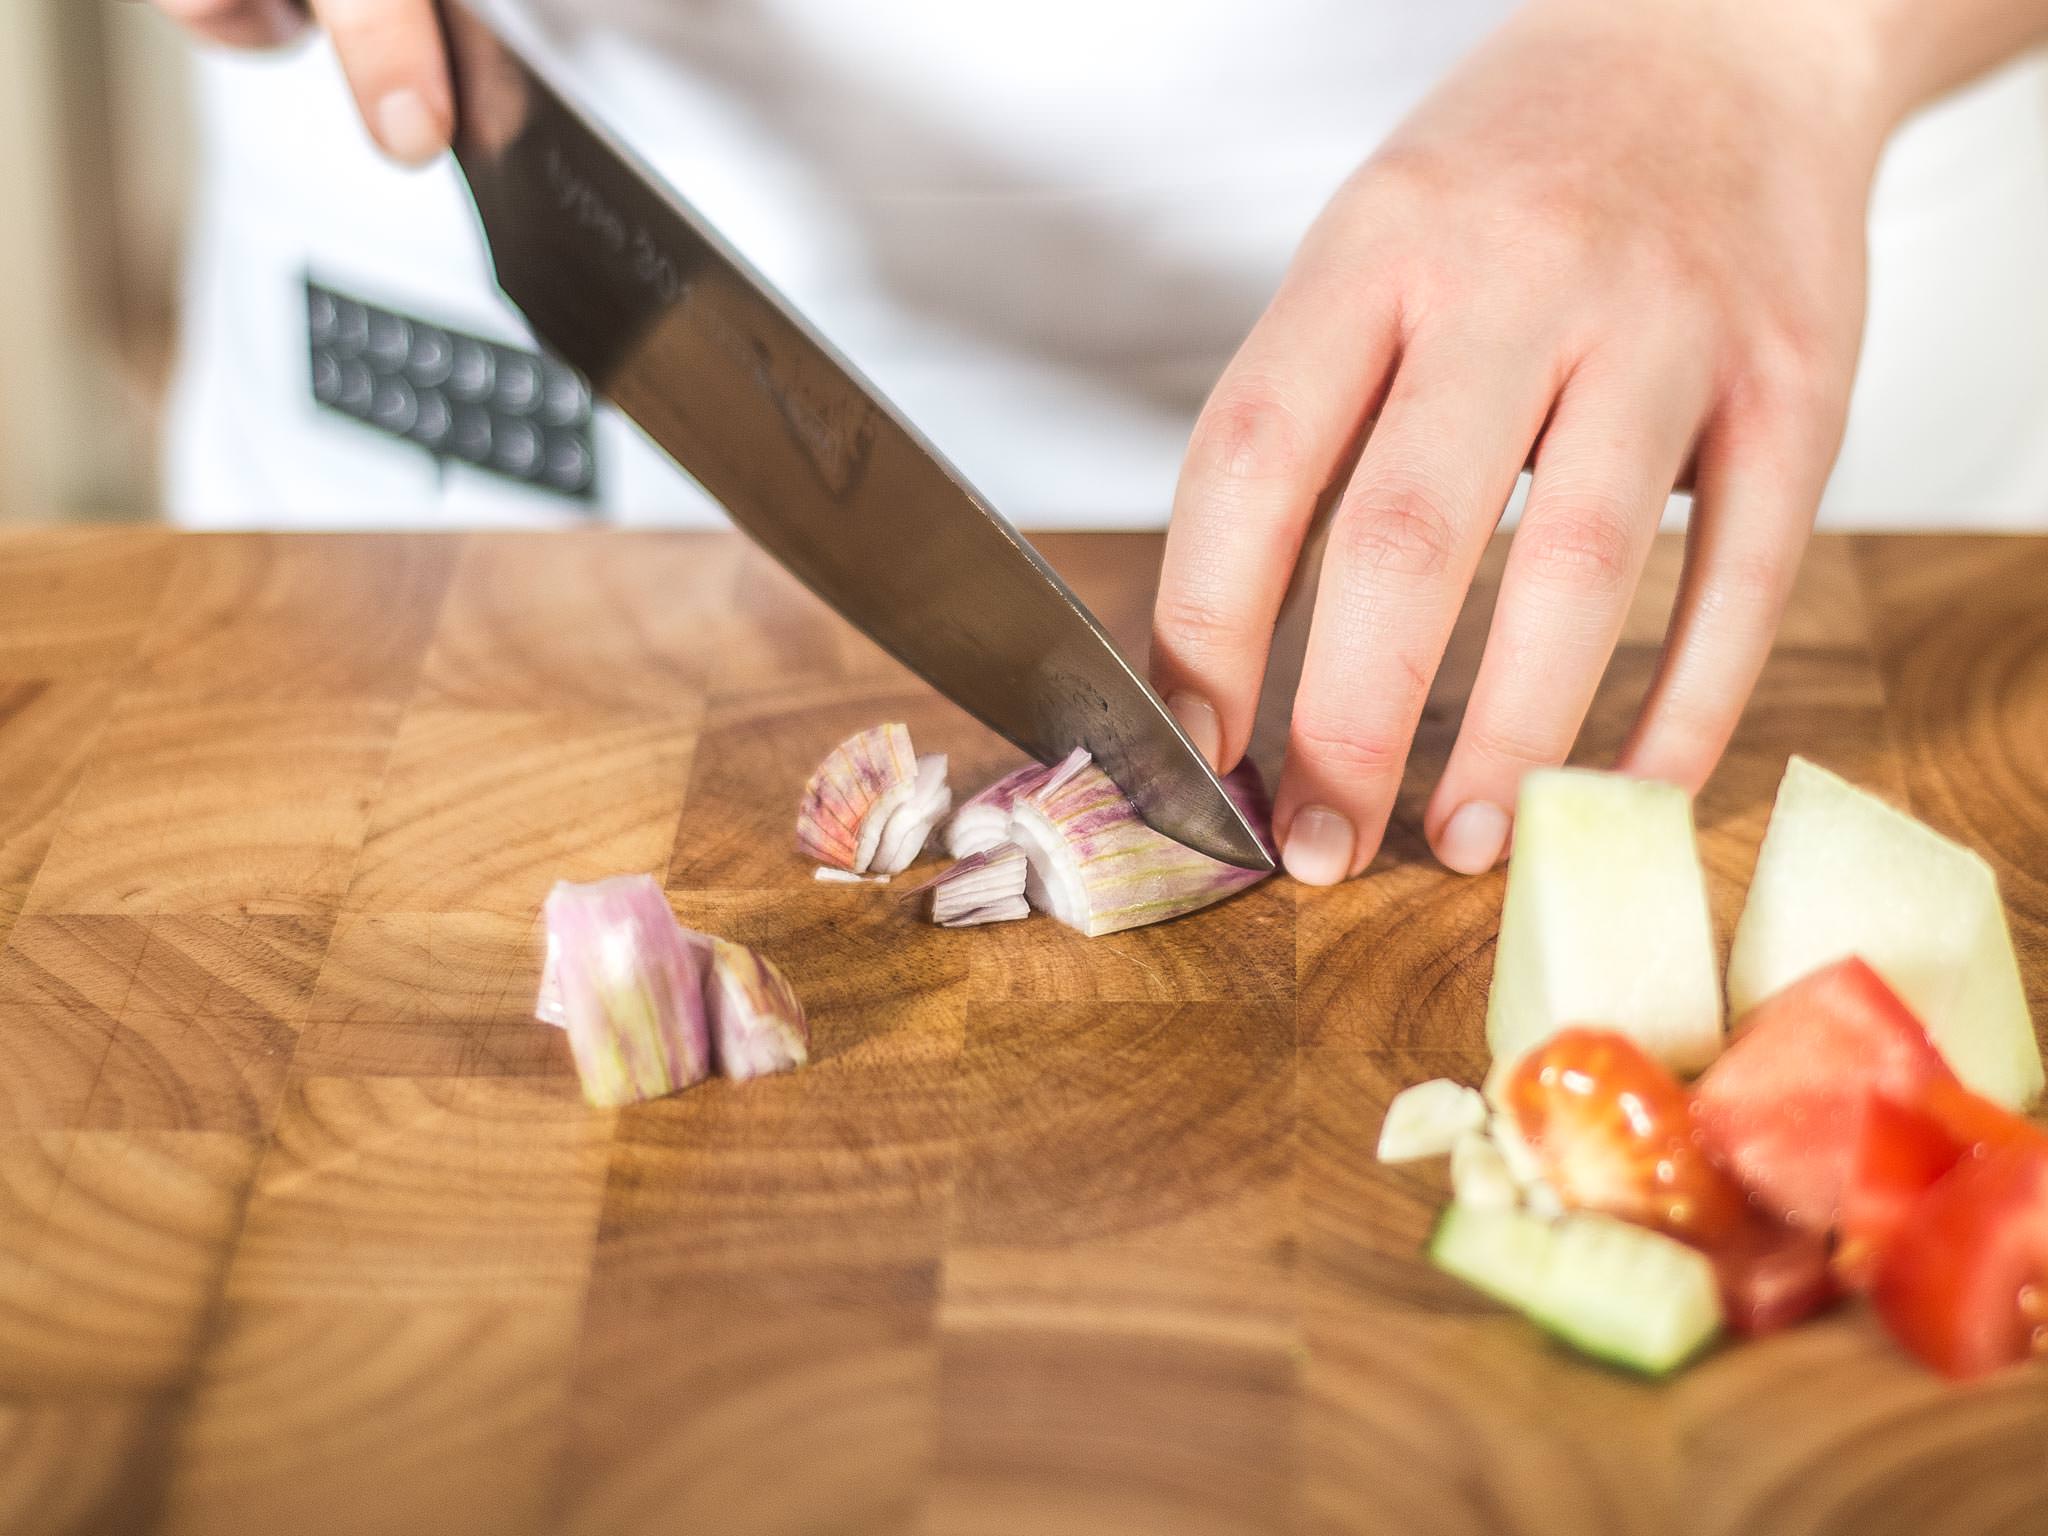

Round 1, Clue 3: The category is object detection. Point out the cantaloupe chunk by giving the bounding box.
[1727,756,2041,1108]
[1486,769,1723,1075]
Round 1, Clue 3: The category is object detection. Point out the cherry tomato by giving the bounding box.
[1507,1027,1748,1244]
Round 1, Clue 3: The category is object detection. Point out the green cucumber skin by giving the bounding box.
[1428,1204,1721,1379]
[1536,1304,1710,1379]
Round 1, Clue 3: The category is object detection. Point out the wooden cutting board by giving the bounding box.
[0,528,2042,1536]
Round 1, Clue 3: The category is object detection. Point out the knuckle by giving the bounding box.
[1331,475,1460,580]
[1513,209,1596,278]
[1621,228,1714,302]
[1353,142,1450,211]
[1632,708,1731,793]
[1152,589,1257,667]
[1516,503,1639,592]
[1738,324,1839,417]
[1696,548,1788,628]
[1461,715,1570,775]
[1188,384,1314,490]
[1481,181,1605,283]
[1290,714,1405,780]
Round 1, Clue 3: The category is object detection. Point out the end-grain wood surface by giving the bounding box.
[0,529,2043,1536]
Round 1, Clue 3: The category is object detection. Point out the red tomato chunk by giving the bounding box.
[1873,1143,2048,1380]
[1691,958,1955,1228]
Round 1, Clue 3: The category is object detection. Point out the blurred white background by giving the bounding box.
[4,3,2047,528]
[0,1,192,522]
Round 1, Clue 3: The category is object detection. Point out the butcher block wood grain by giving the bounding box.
[0,528,2043,1536]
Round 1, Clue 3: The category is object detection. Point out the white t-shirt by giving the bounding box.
[166,7,2048,529]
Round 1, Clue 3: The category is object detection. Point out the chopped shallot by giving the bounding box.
[797,724,950,874]
[537,874,808,1107]
[539,875,713,1108]
[921,748,1273,937]
[702,937,809,1081]
[1007,749,1272,936]
[870,754,953,875]
[915,842,1031,927]
[945,761,1052,858]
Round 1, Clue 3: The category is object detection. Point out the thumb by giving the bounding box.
[311,0,453,166]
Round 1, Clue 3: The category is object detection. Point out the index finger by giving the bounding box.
[1276,321,1559,883]
[1150,215,1401,772]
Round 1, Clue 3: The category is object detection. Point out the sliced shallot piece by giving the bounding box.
[868,754,953,875]
[1009,750,1273,936]
[539,875,712,1108]
[946,761,1052,858]
[916,842,1031,927]
[797,723,919,873]
[703,938,809,1081]
[534,928,567,1027]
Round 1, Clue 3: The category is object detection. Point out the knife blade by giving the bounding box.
[436,0,1271,870]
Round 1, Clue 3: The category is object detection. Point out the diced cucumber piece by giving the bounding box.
[1429,1204,1723,1376]
[1377,1078,1487,1162]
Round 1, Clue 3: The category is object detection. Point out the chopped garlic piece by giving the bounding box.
[1450,1131,1518,1211]
[1376,1078,1487,1163]
[1489,1109,1547,1189]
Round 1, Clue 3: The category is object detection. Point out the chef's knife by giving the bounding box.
[435,0,1271,871]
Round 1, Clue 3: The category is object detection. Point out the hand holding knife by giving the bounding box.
[429,1,1270,870]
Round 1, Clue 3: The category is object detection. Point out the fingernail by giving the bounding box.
[375,89,446,167]
[1437,801,1510,875]
[1167,691,1222,770]
[1282,805,1355,886]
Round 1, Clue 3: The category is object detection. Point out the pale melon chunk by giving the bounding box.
[1486,769,1723,1074]
[1727,756,2041,1108]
